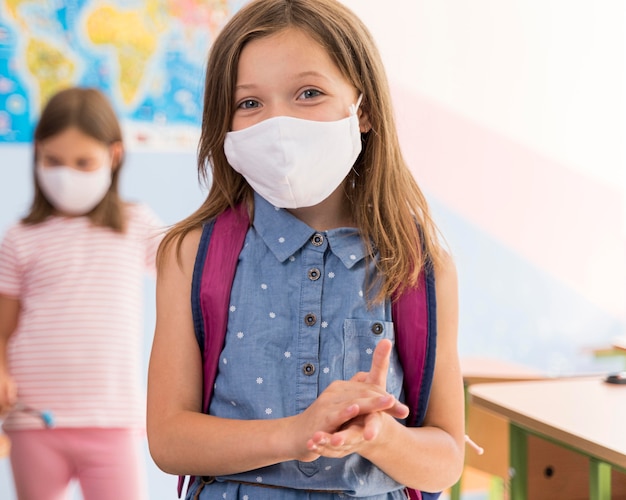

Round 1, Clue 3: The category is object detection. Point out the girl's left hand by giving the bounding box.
[306,410,387,458]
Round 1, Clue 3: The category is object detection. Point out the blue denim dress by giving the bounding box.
[190,194,409,499]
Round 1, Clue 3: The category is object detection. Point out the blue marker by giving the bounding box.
[39,410,55,428]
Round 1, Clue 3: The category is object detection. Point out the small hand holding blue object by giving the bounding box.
[0,404,54,459]
[15,404,55,427]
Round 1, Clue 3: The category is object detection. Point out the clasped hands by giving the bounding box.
[297,338,409,461]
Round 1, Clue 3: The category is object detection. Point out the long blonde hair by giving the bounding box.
[161,0,442,301]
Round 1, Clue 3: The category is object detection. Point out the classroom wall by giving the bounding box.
[341,0,626,373]
[1,1,626,498]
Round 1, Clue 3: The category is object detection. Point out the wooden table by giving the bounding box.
[459,357,545,478]
[460,356,545,386]
[469,377,626,500]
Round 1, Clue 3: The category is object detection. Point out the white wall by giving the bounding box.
[343,0,626,334]
[343,0,625,188]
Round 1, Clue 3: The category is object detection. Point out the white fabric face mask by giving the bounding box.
[36,165,112,215]
[224,96,363,209]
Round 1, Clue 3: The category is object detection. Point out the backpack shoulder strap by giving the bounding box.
[196,203,250,412]
[392,263,438,500]
[392,262,437,428]
[179,203,250,497]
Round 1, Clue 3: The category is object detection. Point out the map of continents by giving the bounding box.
[0,0,243,148]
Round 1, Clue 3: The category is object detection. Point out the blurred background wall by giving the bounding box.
[1,1,625,498]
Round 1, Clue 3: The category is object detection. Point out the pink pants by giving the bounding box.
[7,428,148,500]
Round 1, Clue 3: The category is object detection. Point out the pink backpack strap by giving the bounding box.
[392,264,437,428]
[392,263,437,500]
[198,204,250,412]
[178,204,250,498]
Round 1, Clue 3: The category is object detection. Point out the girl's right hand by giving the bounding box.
[0,372,17,416]
[0,295,20,416]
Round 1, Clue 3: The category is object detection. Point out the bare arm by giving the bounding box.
[0,295,20,414]
[309,252,465,492]
[146,229,399,476]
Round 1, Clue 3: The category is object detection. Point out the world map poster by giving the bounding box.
[0,0,247,149]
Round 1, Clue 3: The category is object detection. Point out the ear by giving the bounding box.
[358,105,372,134]
[109,141,124,171]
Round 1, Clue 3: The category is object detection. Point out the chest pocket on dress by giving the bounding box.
[342,319,402,396]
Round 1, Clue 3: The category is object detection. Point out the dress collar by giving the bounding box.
[252,192,370,268]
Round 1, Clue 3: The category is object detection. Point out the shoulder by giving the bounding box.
[1,221,24,241]
[155,227,203,319]
[432,249,457,288]
[123,203,166,250]
[178,226,203,263]
[158,225,203,279]
[432,249,458,343]
[0,222,23,264]
[124,202,163,227]
[1,219,50,247]
[432,249,458,309]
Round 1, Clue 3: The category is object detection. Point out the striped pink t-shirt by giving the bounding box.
[0,203,163,431]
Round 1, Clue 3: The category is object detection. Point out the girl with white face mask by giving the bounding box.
[0,87,163,500]
[148,2,464,500]
[35,132,115,217]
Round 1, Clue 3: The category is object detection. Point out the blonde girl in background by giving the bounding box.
[0,87,162,500]
[147,0,465,499]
